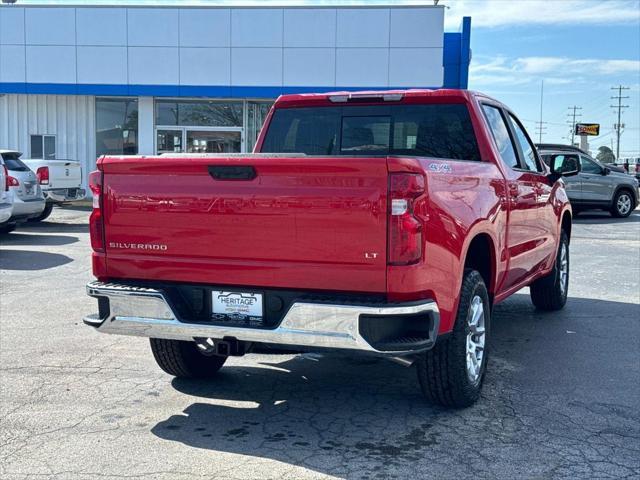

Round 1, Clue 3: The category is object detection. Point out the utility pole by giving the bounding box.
[535,80,546,143]
[611,85,629,161]
[567,105,582,145]
[535,120,547,143]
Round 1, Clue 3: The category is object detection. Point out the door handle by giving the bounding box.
[508,183,519,198]
[208,165,256,180]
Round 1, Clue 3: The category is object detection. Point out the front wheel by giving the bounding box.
[416,270,490,408]
[150,338,227,378]
[610,190,635,218]
[530,230,569,311]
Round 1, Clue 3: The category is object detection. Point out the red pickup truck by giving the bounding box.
[85,90,579,407]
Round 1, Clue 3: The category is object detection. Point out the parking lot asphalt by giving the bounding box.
[1,206,639,480]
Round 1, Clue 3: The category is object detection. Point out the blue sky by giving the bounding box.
[445,0,640,158]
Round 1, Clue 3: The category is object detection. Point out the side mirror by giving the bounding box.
[549,154,580,179]
[602,167,610,176]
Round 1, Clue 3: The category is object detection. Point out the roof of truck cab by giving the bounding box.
[273,89,489,108]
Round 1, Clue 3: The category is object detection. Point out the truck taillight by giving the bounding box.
[388,173,424,265]
[89,170,104,252]
[3,165,8,191]
[36,166,49,185]
[7,176,19,187]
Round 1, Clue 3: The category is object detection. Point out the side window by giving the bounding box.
[508,114,543,172]
[30,134,56,160]
[482,105,518,169]
[580,156,602,174]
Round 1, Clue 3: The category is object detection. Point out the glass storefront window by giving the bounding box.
[247,101,273,152]
[96,98,138,156]
[156,100,243,127]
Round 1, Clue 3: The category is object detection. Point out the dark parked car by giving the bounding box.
[537,144,639,217]
[604,163,627,174]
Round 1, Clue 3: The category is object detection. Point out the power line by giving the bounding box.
[611,85,630,160]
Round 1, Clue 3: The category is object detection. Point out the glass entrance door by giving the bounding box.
[156,129,183,153]
[156,128,242,154]
[186,130,241,153]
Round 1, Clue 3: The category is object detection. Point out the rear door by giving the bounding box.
[481,104,548,290]
[579,155,611,203]
[506,113,557,269]
[101,155,388,293]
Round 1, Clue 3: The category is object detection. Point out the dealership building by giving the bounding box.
[0,2,471,189]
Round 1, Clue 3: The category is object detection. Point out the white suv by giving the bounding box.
[0,157,15,229]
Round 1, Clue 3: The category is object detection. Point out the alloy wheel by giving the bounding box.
[466,295,486,384]
[617,194,632,216]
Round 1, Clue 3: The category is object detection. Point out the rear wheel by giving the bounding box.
[530,230,569,311]
[416,270,490,408]
[29,203,54,222]
[150,338,227,378]
[610,190,635,218]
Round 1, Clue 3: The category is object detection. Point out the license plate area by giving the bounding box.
[211,290,264,326]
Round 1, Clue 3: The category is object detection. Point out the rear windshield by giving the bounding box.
[261,104,481,161]
[0,153,30,171]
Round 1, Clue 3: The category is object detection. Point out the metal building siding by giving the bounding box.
[0,94,96,188]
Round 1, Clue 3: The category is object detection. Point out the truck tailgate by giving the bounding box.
[101,155,388,293]
[24,159,83,189]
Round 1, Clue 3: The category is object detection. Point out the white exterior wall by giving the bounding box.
[0,6,445,89]
[0,94,95,187]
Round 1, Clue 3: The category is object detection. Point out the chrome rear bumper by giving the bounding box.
[46,188,86,203]
[84,281,439,355]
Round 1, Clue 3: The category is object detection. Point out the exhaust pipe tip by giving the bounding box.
[388,355,417,367]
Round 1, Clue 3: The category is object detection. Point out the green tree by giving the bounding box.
[596,146,616,163]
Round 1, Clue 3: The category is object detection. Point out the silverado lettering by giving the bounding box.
[108,242,168,251]
[84,89,578,408]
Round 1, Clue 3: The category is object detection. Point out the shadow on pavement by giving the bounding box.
[58,204,92,213]
[20,221,88,234]
[0,249,73,270]
[573,210,639,224]
[151,294,640,478]
[0,232,78,246]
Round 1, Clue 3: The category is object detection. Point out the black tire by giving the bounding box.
[149,338,227,378]
[530,230,569,311]
[29,203,54,222]
[0,223,16,234]
[416,270,490,408]
[610,189,635,218]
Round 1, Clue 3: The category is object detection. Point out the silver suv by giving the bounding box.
[538,144,639,218]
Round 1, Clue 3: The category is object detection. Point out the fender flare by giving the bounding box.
[611,184,638,207]
[458,222,500,296]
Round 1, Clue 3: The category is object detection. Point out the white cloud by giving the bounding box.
[470,55,640,87]
[444,0,640,29]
